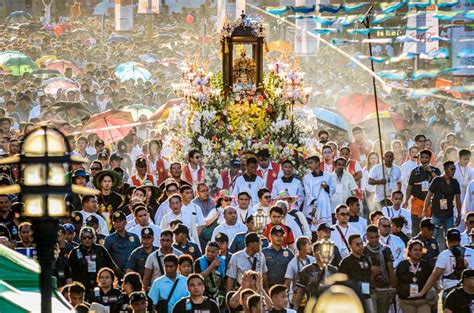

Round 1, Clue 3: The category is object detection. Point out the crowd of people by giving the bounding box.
[0,2,474,313]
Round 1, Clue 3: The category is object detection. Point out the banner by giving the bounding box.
[403,5,439,54]
[115,0,134,31]
[294,0,318,56]
[451,0,474,76]
[138,0,159,14]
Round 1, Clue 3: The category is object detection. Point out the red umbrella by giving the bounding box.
[150,98,184,121]
[83,110,134,145]
[44,59,82,76]
[336,93,390,125]
[360,111,406,133]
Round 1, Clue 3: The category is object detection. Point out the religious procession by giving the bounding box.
[0,0,473,312]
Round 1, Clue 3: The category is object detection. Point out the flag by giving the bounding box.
[115,0,134,31]
[403,5,439,54]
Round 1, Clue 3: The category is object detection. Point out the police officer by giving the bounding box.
[126,226,158,278]
[86,215,106,245]
[412,217,440,269]
[215,232,233,272]
[68,227,120,293]
[104,211,140,271]
[173,223,201,260]
[0,194,18,241]
[262,225,294,287]
[129,291,148,313]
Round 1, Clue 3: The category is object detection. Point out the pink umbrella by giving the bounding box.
[150,98,184,121]
[44,59,82,76]
[43,77,80,95]
[83,110,134,145]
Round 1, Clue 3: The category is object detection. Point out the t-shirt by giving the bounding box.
[338,254,371,299]
[436,246,474,289]
[429,176,461,218]
[444,287,474,313]
[172,297,220,313]
[363,245,394,288]
[368,164,401,202]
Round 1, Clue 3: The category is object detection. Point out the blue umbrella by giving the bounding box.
[107,35,129,43]
[312,107,349,131]
[6,11,32,24]
[114,62,152,82]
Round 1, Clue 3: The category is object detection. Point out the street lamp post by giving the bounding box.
[0,126,97,313]
[253,208,267,312]
[318,239,335,283]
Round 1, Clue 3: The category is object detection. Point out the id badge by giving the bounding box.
[335,183,343,194]
[421,181,429,192]
[86,256,97,273]
[361,282,370,295]
[409,284,419,296]
[440,199,448,210]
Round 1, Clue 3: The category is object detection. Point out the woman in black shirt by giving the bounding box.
[87,267,122,313]
[395,240,432,313]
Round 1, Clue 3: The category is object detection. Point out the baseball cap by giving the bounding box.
[230,159,241,168]
[446,228,461,241]
[135,156,147,167]
[112,211,127,222]
[317,223,334,232]
[97,151,109,160]
[64,223,75,233]
[245,232,260,246]
[71,211,83,225]
[110,153,123,161]
[215,232,229,243]
[141,227,154,237]
[95,139,105,146]
[270,225,285,235]
[85,215,99,225]
[420,217,436,230]
[129,291,147,304]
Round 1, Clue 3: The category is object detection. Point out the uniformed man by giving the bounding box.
[67,227,120,293]
[262,225,294,287]
[85,215,106,245]
[293,241,338,311]
[226,232,268,292]
[104,211,140,271]
[173,223,202,260]
[129,291,148,313]
[412,217,440,269]
[126,226,159,278]
[215,232,233,272]
[71,210,84,243]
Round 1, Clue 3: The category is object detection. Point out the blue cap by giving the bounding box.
[64,223,75,233]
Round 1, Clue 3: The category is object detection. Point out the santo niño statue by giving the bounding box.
[233,47,256,86]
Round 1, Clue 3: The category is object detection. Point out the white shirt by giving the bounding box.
[380,234,406,267]
[125,214,155,231]
[182,202,205,227]
[361,167,376,193]
[161,209,200,248]
[330,171,358,210]
[401,160,418,196]
[232,175,266,206]
[461,230,471,246]
[271,176,305,207]
[368,164,402,202]
[436,247,474,289]
[154,199,170,225]
[211,221,247,243]
[129,223,162,247]
[257,163,283,186]
[285,209,312,240]
[462,180,474,215]
[80,211,109,236]
[455,163,474,200]
[381,206,412,235]
[303,171,335,226]
[348,215,367,236]
[330,223,359,258]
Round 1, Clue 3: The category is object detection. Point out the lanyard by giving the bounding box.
[199,199,209,214]
[381,235,391,246]
[336,225,350,251]
[409,260,420,275]
[388,206,401,218]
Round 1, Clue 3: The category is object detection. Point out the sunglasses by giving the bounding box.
[338,213,350,217]
[90,167,101,171]
[223,197,232,202]
[381,224,391,228]
[82,236,93,240]
[263,196,272,199]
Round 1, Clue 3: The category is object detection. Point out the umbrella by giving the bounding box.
[266,40,293,52]
[336,93,390,125]
[5,11,32,24]
[114,62,152,82]
[70,28,93,41]
[150,98,184,121]
[83,110,134,145]
[35,55,57,66]
[0,51,38,76]
[31,69,60,79]
[312,107,349,131]
[160,58,181,67]
[44,59,81,76]
[123,104,155,121]
[107,34,129,42]
[42,77,80,94]
[360,111,406,133]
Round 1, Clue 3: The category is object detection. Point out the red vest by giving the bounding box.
[346,159,363,200]
[182,164,205,185]
[146,157,169,186]
[131,174,155,187]
[320,161,335,172]
[256,162,280,191]
[220,170,239,191]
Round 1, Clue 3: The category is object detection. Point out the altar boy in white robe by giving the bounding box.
[462,180,474,217]
[271,160,305,208]
[303,155,335,228]
[233,157,265,206]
